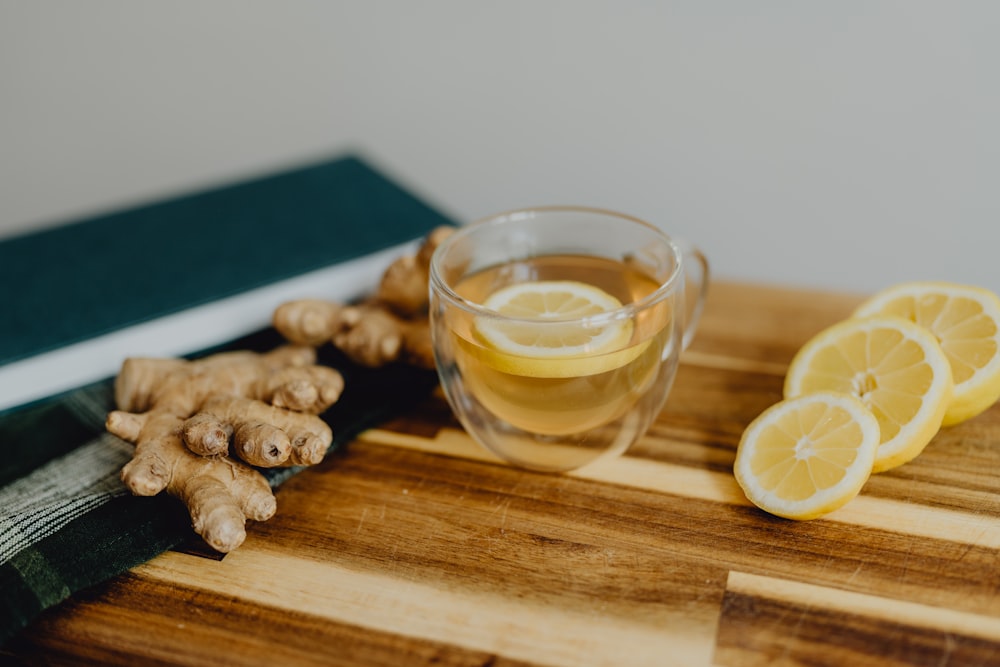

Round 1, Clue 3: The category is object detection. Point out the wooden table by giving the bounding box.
[6,281,1000,666]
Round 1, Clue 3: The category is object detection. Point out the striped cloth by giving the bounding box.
[0,328,439,646]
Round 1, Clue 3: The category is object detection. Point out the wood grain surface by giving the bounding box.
[6,280,1000,666]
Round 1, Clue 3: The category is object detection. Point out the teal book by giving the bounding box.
[0,155,456,411]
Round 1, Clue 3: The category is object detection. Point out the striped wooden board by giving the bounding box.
[7,281,1000,666]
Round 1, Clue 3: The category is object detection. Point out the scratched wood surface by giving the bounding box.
[6,280,1000,667]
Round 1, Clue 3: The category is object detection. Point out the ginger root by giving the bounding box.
[114,411,277,552]
[107,226,454,552]
[183,395,331,467]
[113,346,343,416]
[273,226,453,368]
[106,345,343,552]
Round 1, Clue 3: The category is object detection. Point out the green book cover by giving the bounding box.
[0,154,456,411]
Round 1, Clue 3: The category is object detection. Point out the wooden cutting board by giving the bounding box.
[7,280,1000,666]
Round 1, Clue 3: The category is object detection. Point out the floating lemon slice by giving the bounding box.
[734,392,880,520]
[784,316,953,472]
[853,281,1000,426]
[471,280,644,378]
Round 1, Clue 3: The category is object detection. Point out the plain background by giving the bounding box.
[2,1,997,295]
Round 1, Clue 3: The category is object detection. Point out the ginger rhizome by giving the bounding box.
[273,226,453,368]
[106,226,452,552]
[106,345,343,552]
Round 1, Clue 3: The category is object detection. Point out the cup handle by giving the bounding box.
[677,242,710,351]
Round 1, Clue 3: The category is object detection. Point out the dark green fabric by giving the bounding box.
[0,494,194,642]
[0,383,114,487]
[0,153,453,646]
[0,154,455,366]
[0,327,439,646]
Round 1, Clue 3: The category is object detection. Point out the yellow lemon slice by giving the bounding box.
[734,392,880,520]
[784,316,953,472]
[471,280,644,378]
[853,281,1000,426]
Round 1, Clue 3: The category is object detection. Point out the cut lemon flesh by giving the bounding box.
[784,316,953,472]
[734,392,880,520]
[853,281,1000,426]
[472,280,643,378]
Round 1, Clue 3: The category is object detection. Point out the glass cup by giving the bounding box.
[429,206,709,472]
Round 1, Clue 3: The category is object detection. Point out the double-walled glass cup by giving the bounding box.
[429,207,708,472]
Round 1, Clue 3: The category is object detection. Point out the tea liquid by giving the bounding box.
[449,254,674,436]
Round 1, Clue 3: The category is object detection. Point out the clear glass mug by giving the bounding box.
[429,206,709,472]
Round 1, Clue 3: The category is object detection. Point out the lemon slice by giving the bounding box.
[784,316,953,472]
[471,280,642,378]
[734,392,880,520]
[853,281,1000,426]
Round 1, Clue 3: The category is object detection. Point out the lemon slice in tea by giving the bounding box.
[784,316,953,472]
[734,392,880,520]
[853,281,1000,426]
[472,280,644,378]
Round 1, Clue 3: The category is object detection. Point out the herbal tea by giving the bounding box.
[430,207,707,472]
[448,254,675,436]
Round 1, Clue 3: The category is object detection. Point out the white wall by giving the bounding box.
[2,1,997,294]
